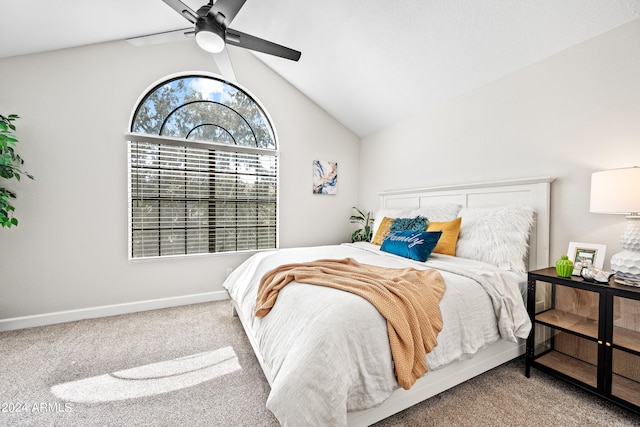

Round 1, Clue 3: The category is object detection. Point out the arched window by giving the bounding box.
[127,73,278,259]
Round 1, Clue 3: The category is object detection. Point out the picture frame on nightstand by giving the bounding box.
[567,241,606,276]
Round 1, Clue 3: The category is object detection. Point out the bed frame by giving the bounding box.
[233,176,555,426]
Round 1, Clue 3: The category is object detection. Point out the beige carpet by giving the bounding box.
[1,300,638,426]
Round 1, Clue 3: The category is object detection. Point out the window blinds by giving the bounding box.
[129,140,277,258]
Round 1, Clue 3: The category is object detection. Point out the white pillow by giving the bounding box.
[456,206,535,275]
[409,204,461,222]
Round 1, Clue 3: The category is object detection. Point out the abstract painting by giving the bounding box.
[312,160,337,195]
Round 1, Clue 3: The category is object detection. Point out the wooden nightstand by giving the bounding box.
[526,268,640,415]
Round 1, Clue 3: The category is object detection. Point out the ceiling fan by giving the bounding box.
[127,0,301,81]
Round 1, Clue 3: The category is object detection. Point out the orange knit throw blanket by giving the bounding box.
[254,257,446,389]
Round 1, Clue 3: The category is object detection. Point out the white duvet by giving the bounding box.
[223,242,531,426]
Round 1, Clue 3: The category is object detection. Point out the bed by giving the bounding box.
[223,176,554,426]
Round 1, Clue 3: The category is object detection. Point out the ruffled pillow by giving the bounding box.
[456,206,534,274]
[391,216,428,232]
[371,209,413,241]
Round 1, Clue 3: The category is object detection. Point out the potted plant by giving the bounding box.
[349,206,374,243]
[1,114,34,228]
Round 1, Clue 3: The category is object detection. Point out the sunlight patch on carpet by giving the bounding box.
[50,346,241,403]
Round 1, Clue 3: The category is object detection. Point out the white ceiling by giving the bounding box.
[2,0,640,137]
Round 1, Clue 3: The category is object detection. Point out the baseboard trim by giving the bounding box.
[0,291,229,332]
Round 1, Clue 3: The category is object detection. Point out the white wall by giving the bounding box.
[3,18,639,327]
[360,19,640,269]
[0,40,359,322]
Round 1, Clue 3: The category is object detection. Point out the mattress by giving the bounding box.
[223,242,531,426]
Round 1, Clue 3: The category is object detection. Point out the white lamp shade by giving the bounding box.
[590,167,640,214]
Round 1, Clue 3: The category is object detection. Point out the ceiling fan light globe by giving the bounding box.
[196,30,224,53]
[195,19,225,53]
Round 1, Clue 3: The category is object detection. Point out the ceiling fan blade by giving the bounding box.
[208,0,247,27]
[162,0,199,23]
[212,49,237,82]
[226,28,301,61]
[126,28,194,47]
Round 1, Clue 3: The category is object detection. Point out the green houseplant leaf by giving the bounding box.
[349,206,374,243]
[0,114,34,228]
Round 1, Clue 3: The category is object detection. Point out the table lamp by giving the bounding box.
[590,167,640,284]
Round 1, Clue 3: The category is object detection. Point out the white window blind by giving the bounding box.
[129,139,277,258]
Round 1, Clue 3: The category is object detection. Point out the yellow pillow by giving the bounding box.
[372,217,395,245]
[427,217,462,256]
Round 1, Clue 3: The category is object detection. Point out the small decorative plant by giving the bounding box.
[1,114,34,228]
[349,206,374,243]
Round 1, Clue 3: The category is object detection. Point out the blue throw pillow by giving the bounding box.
[380,230,442,262]
[390,216,428,232]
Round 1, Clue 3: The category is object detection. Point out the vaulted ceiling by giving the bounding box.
[2,1,639,137]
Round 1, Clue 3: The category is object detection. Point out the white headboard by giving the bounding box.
[378,176,555,270]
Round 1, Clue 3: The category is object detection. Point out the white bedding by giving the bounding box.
[223,242,531,426]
